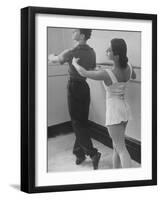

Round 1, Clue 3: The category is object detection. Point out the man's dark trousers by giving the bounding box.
[67,78,98,159]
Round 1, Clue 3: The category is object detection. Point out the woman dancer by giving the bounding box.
[72,38,136,168]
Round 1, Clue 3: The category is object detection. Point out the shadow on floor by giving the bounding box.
[10,184,20,191]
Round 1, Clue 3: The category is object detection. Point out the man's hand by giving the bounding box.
[48,54,56,63]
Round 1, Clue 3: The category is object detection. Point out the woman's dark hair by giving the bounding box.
[111,38,128,68]
[80,29,92,40]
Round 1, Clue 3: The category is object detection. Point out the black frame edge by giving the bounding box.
[21,7,36,193]
[21,6,157,193]
[21,7,30,193]
[22,6,157,20]
[29,180,156,194]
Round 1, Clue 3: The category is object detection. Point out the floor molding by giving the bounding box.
[48,121,72,138]
[48,120,141,163]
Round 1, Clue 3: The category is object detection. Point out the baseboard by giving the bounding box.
[48,120,141,163]
[48,121,73,138]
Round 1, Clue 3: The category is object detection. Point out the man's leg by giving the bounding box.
[72,119,97,157]
[73,137,86,164]
[67,80,101,168]
[67,80,86,161]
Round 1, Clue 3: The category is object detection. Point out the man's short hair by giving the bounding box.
[80,29,92,40]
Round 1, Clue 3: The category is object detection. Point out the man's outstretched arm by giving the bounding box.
[48,49,71,65]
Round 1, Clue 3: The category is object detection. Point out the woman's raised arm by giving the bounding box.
[72,57,111,82]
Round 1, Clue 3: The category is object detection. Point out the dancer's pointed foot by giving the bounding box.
[75,156,86,165]
[92,152,101,170]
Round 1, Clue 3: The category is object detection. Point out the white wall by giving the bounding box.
[48,74,70,126]
[88,30,141,66]
[48,28,74,55]
[48,28,72,126]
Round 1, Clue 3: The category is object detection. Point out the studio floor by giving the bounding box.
[48,133,140,172]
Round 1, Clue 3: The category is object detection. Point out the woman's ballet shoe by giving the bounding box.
[92,152,101,170]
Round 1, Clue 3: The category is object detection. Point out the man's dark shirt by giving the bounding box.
[58,44,96,80]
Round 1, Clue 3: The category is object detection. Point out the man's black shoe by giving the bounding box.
[92,152,101,170]
[76,156,86,165]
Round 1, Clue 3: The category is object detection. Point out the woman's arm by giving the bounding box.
[72,57,108,81]
[84,69,107,81]
[128,63,136,80]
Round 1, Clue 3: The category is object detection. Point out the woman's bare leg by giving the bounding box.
[108,122,132,168]
[112,143,121,168]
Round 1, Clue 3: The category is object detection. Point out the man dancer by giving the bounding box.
[48,28,101,169]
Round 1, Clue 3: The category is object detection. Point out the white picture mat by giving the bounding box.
[35,14,152,187]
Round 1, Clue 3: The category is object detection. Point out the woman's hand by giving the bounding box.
[72,57,80,66]
[131,69,136,79]
[72,57,87,77]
